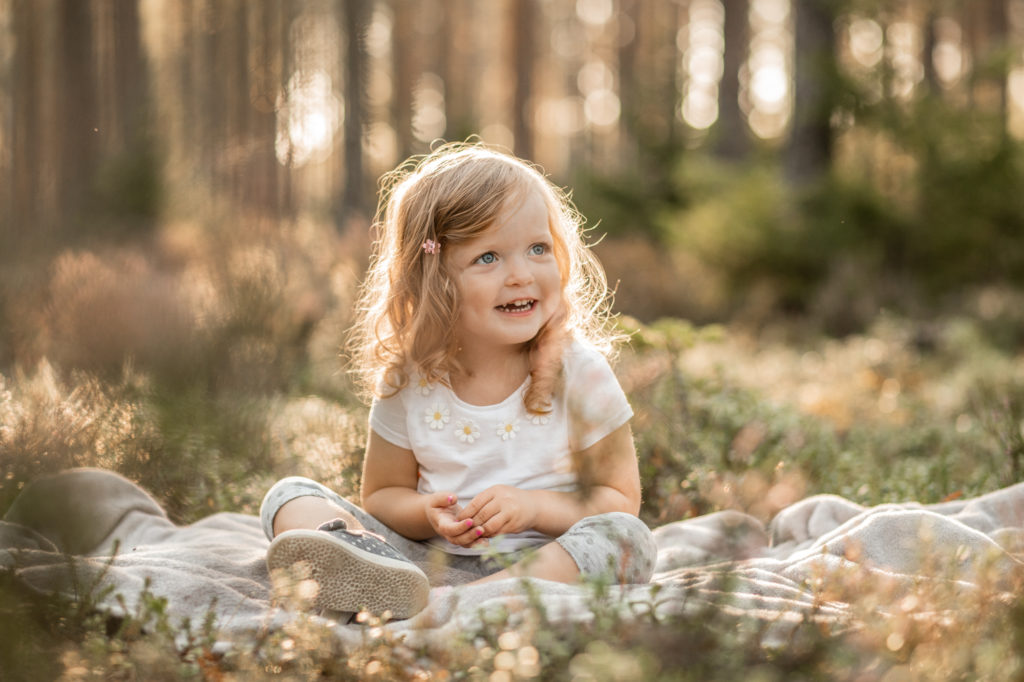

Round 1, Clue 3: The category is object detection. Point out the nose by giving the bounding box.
[504,255,535,286]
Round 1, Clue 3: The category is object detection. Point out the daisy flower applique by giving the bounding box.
[424,403,451,430]
[453,419,480,444]
[495,418,521,441]
[414,375,434,396]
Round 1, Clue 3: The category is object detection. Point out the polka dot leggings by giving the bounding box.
[260,476,657,585]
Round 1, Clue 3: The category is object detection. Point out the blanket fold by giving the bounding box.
[3,468,1023,649]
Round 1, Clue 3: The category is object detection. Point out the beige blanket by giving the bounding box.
[2,468,1023,651]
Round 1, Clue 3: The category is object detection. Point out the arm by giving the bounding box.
[361,429,482,545]
[457,422,642,538]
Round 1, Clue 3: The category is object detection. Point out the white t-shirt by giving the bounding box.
[369,339,633,555]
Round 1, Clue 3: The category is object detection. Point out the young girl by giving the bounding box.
[261,143,656,619]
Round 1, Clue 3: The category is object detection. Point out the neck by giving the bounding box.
[456,341,529,378]
[450,344,531,404]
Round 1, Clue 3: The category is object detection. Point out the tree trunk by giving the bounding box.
[279,0,296,213]
[714,0,750,160]
[199,0,226,193]
[339,0,371,222]
[441,0,475,141]
[784,0,838,185]
[618,0,639,166]
[250,0,286,217]
[111,0,145,154]
[988,0,1009,131]
[921,8,939,95]
[666,2,685,150]
[56,0,100,235]
[227,0,248,205]
[9,0,44,244]
[0,0,12,243]
[391,0,416,161]
[509,0,535,159]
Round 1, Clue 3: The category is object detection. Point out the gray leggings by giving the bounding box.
[260,476,657,586]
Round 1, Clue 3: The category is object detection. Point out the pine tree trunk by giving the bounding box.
[784,0,837,185]
[714,0,750,160]
[391,0,415,161]
[339,0,371,222]
[509,0,535,159]
[9,0,44,243]
[56,0,99,235]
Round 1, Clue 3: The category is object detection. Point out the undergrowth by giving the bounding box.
[2,309,1023,679]
[2,215,1024,679]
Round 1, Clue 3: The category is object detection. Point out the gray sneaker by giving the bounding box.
[267,518,429,619]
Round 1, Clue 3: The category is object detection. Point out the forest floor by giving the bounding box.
[2,307,1023,680]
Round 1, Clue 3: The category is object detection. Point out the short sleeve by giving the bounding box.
[369,393,412,449]
[564,342,633,451]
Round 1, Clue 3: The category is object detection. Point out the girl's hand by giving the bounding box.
[457,485,537,538]
[425,492,488,548]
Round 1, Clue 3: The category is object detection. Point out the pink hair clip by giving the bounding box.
[421,239,441,255]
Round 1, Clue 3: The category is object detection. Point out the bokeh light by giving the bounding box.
[275,70,343,167]
[576,0,613,26]
[535,96,586,136]
[745,0,792,139]
[848,18,884,68]
[584,88,621,127]
[412,72,446,143]
[932,17,965,87]
[887,21,923,99]
[681,0,725,130]
[1009,68,1024,138]
[365,6,392,59]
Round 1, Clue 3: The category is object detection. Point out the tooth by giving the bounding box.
[497,299,533,310]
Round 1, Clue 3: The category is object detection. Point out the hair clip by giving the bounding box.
[421,239,441,255]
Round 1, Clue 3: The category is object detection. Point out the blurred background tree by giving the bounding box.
[3,0,1024,375]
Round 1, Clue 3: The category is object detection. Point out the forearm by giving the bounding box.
[362,487,435,540]
[526,485,639,537]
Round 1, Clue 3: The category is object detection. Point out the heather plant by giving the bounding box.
[9,546,1024,680]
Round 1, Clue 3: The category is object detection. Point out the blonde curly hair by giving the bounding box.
[347,142,621,413]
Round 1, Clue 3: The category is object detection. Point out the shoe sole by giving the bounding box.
[267,530,429,619]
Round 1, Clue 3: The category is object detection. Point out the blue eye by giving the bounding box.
[529,243,548,256]
[475,252,497,265]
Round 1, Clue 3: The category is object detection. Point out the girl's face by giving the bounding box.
[446,188,563,359]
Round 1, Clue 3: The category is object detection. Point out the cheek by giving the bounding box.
[456,285,487,317]
[551,258,569,289]
[548,263,568,291]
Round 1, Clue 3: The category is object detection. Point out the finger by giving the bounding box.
[456,498,481,521]
[437,515,470,537]
[470,500,502,528]
[451,525,487,547]
[438,516,476,542]
[430,491,458,509]
[438,523,469,544]
[440,523,474,547]
[457,488,498,521]
[480,511,511,537]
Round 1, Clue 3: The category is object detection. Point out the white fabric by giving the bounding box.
[5,468,1024,654]
[369,340,633,555]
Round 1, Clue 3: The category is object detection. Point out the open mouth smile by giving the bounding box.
[495,298,537,313]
